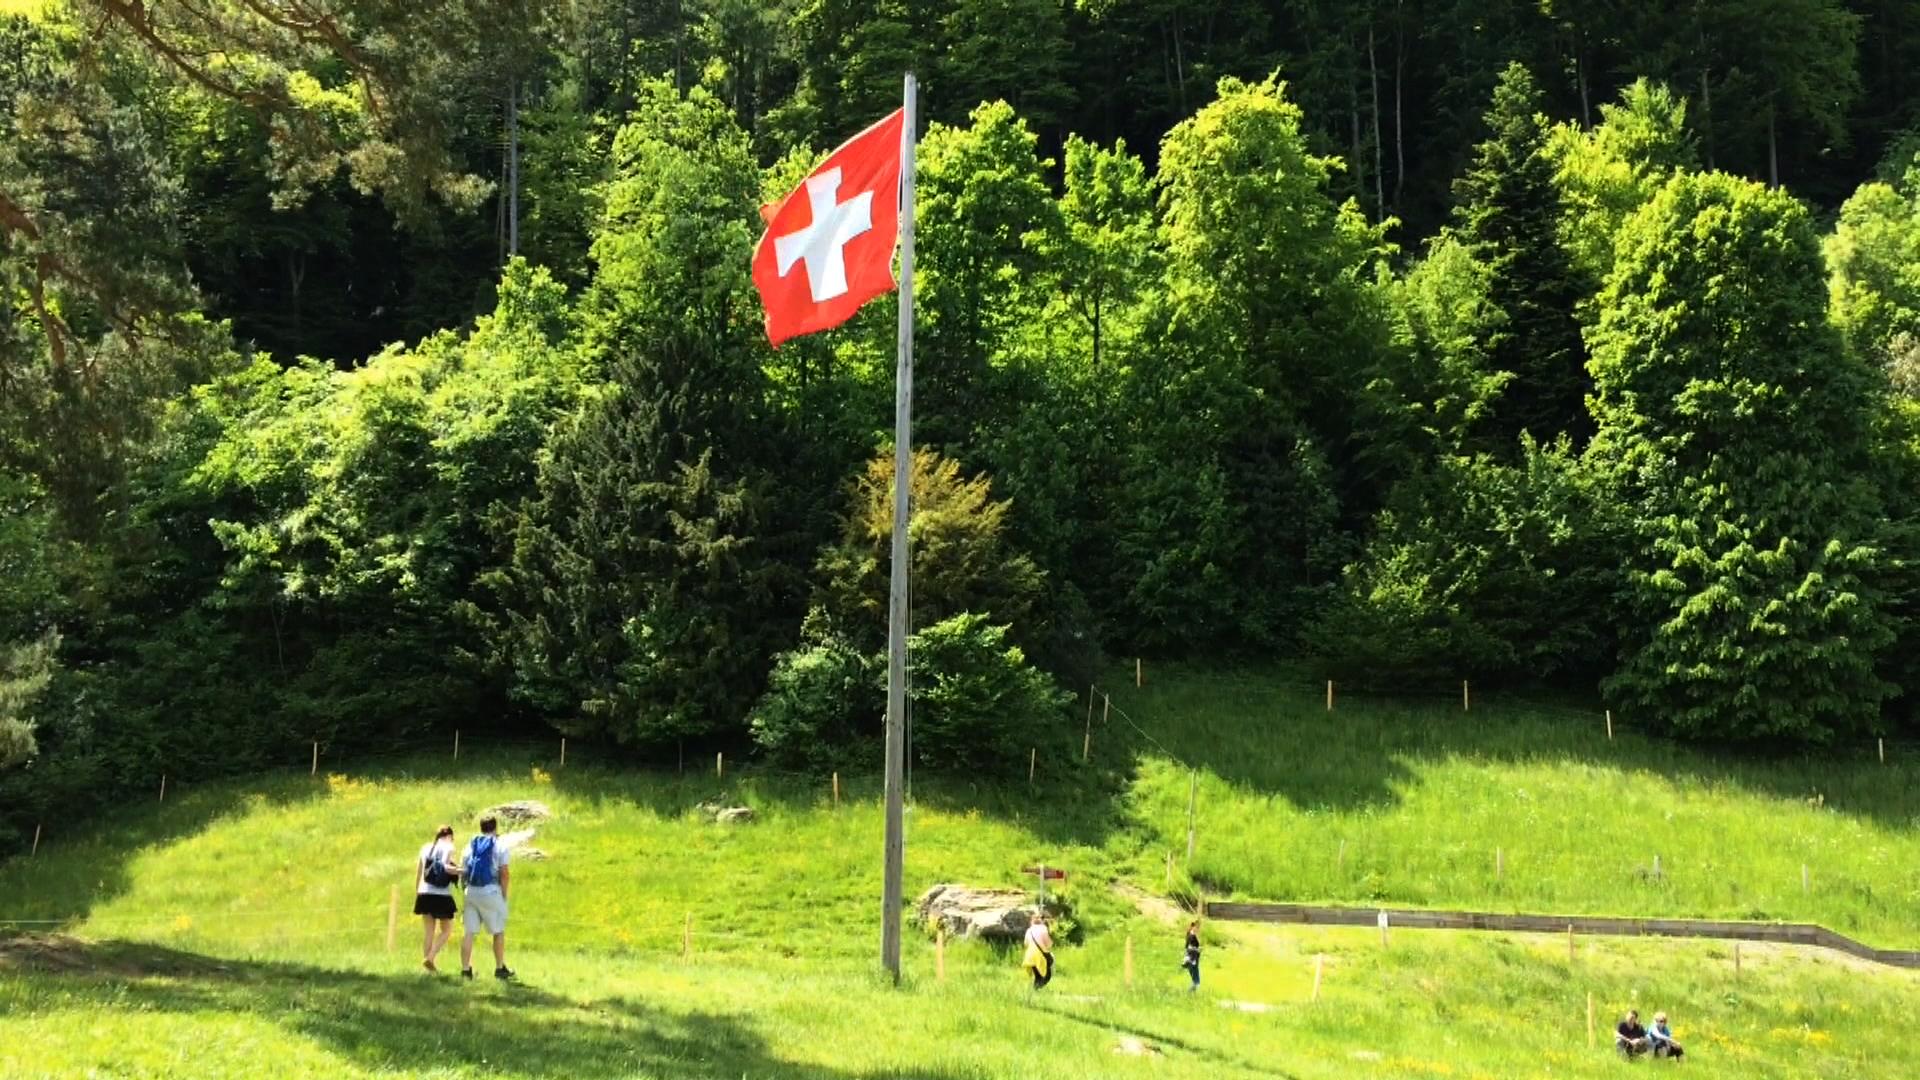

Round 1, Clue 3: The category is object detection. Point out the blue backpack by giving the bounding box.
[464,835,498,889]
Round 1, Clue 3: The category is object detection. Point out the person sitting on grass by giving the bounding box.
[1616,1009,1651,1057]
[1022,913,1055,991]
[1649,1012,1685,1060]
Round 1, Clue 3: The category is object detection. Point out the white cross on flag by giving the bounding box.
[752,109,905,346]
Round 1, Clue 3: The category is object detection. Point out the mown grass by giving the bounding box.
[1,664,1917,1077]
[1108,666,1920,945]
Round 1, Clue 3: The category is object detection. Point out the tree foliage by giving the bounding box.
[1589,172,1894,742]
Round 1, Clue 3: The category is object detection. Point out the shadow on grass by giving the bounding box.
[0,772,332,927]
[537,745,1128,850]
[1107,663,1920,828]
[1028,993,1303,1079]
[0,934,972,1080]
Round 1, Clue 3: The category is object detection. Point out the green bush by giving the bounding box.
[905,613,1071,769]
[748,611,1068,771]
[748,613,881,770]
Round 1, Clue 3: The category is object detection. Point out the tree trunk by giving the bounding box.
[1368,22,1384,219]
[507,81,520,257]
[286,251,305,340]
[1576,41,1591,127]
[1699,68,1715,171]
[1767,104,1779,187]
[1394,5,1405,207]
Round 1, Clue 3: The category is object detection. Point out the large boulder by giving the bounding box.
[481,800,552,826]
[915,884,1048,941]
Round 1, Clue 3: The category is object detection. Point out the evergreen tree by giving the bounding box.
[1589,172,1894,742]
[1453,62,1593,451]
[502,83,786,746]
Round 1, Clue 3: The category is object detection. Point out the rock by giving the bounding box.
[1114,1036,1162,1058]
[914,884,1050,942]
[482,800,552,826]
[514,846,549,861]
[715,807,754,825]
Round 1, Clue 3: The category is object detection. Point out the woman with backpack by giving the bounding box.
[414,824,459,972]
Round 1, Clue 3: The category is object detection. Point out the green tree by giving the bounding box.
[1589,172,1893,742]
[815,448,1046,649]
[1826,149,1920,372]
[1548,78,1698,280]
[1118,74,1384,649]
[913,100,1059,448]
[1307,441,1621,687]
[504,83,785,746]
[1452,62,1591,451]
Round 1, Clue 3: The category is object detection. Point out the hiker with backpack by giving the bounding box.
[457,815,515,981]
[414,824,460,973]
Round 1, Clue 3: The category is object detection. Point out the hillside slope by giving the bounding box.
[2,667,1917,1078]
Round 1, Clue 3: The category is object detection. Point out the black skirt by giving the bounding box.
[413,892,457,919]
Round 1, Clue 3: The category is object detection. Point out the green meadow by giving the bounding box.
[2,666,1916,1077]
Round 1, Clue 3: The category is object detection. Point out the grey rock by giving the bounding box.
[914,883,1050,942]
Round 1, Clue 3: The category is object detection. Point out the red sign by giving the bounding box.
[1021,866,1066,881]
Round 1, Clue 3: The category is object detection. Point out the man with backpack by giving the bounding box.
[457,815,515,981]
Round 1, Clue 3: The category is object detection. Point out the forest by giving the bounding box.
[5,0,1920,853]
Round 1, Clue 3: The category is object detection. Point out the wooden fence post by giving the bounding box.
[1327,680,1334,711]
[1734,940,1742,979]
[30,823,41,857]
[832,772,840,808]
[453,730,460,761]
[1605,710,1613,740]
[311,741,319,776]
[1103,695,1111,728]
[1185,770,1199,862]
[1378,910,1389,948]
[1028,748,1036,786]
[1311,954,1324,1002]
[560,738,566,767]
[1653,854,1662,881]
[1463,680,1470,712]
[1567,924,1575,963]
[1086,686,1096,737]
[386,884,398,952]
[1136,658,1143,688]
[1124,934,1134,987]
[158,774,166,804]
[1879,737,1885,764]
[1802,864,1809,893]
[716,752,724,780]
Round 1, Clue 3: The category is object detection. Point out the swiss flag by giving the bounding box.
[752,109,905,346]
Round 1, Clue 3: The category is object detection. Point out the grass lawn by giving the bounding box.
[1106,667,1920,946]
[1,664,1916,1076]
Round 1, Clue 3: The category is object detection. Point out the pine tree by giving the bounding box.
[1453,62,1593,452]
[501,82,785,746]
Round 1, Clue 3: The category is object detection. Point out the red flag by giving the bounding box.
[752,109,905,346]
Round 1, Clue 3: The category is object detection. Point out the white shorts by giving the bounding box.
[463,888,508,934]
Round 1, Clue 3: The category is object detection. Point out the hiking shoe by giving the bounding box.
[461,968,474,980]
[494,966,516,981]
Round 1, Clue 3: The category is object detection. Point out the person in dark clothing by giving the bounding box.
[1180,920,1201,992]
[1616,1009,1651,1057]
